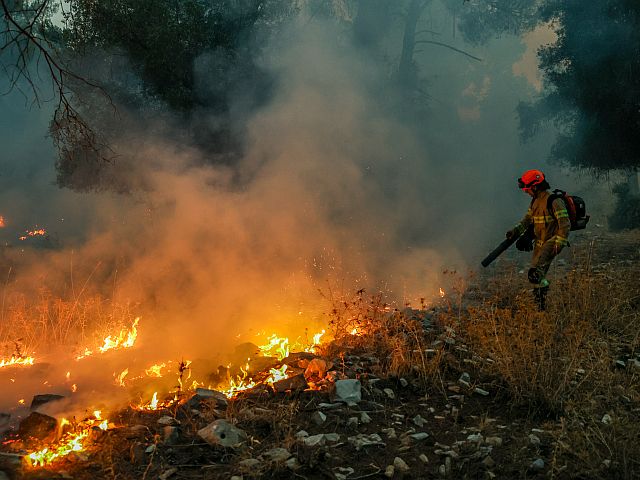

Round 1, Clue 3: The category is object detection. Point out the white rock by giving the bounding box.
[335,380,362,405]
[324,433,340,443]
[474,387,489,396]
[531,458,544,470]
[157,416,179,426]
[384,388,396,399]
[467,433,483,443]
[197,419,246,448]
[399,378,409,388]
[485,436,502,447]
[295,430,309,439]
[413,414,426,427]
[528,434,541,446]
[384,465,395,478]
[239,458,261,470]
[382,428,397,439]
[419,453,429,463]
[312,411,327,425]
[303,434,326,447]
[285,457,299,470]
[348,417,359,427]
[262,448,291,463]
[360,412,372,424]
[602,414,612,425]
[410,432,429,441]
[348,433,385,450]
[394,457,410,472]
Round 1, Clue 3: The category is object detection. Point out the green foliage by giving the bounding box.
[63,0,295,111]
[609,182,640,230]
[520,0,640,171]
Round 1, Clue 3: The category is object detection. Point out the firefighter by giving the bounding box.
[506,169,571,310]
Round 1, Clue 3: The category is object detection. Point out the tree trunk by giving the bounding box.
[397,0,427,88]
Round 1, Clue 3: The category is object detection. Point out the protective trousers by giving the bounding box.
[528,240,557,310]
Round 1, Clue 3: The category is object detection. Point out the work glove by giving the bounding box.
[505,228,519,240]
[515,235,534,252]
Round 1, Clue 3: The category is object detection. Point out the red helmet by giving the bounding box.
[518,169,545,193]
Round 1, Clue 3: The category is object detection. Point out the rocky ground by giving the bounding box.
[1,229,639,480]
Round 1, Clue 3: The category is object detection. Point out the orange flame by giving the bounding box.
[134,391,176,411]
[76,318,140,360]
[26,414,109,467]
[0,355,35,369]
[144,363,166,377]
[258,334,290,360]
[0,216,5,227]
[114,369,128,387]
[19,228,46,241]
[439,287,445,298]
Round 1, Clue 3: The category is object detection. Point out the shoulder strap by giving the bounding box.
[547,189,566,219]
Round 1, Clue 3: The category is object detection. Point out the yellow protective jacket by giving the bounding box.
[514,190,571,268]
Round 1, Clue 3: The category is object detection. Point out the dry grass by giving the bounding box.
[0,288,138,357]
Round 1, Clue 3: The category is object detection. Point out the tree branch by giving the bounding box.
[414,39,482,61]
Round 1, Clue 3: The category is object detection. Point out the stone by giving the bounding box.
[474,387,489,396]
[482,456,495,468]
[239,458,262,470]
[410,432,429,441]
[458,372,471,387]
[295,430,309,439]
[285,457,299,470]
[334,379,362,405]
[467,433,483,444]
[318,402,344,410]
[197,419,246,447]
[383,388,396,399]
[303,434,326,447]
[0,452,23,471]
[360,412,372,424]
[394,457,410,472]
[382,428,397,439]
[528,434,541,446]
[601,414,612,425]
[272,373,308,393]
[262,448,291,463]
[30,394,65,411]
[325,433,341,442]
[145,445,156,454]
[348,433,385,450]
[163,426,179,445]
[399,378,409,388]
[312,411,327,426]
[413,414,426,427]
[158,416,179,426]
[384,465,395,477]
[187,389,228,409]
[347,417,359,427]
[419,453,429,463]
[129,442,146,465]
[304,358,329,382]
[18,412,58,442]
[531,458,544,470]
[485,436,503,447]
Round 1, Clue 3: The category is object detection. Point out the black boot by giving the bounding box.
[532,286,549,311]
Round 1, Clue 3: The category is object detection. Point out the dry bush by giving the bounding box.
[319,289,441,382]
[0,288,137,356]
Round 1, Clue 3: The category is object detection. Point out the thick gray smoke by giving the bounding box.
[0,3,609,413]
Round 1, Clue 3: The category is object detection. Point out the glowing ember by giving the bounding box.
[19,228,46,241]
[258,334,290,360]
[71,384,77,393]
[145,362,167,377]
[76,317,140,360]
[0,355,35,369]
[439,287,445,297]
[0,216,4,227]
